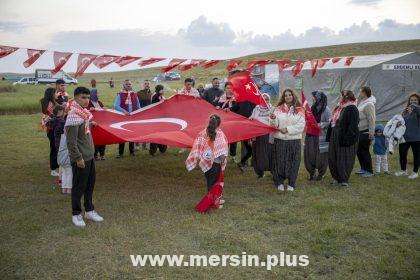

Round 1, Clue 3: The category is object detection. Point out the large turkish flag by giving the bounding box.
[91,95,276,147]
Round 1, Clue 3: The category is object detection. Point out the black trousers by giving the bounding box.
[71,159,96,216]
[229,142,237,157]
[240,140,252,165]
[357,130,373,173]
[399,141,420,173]
[47,130,59,170]
[119,142,134,155]
[204,163,221,191]
[149,143,167,155]
[94,145,106,157]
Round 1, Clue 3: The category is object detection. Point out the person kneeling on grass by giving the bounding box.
[65,87,103,227]
[185,114,229,212]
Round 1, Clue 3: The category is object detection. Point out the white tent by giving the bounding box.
[277,52,420,121]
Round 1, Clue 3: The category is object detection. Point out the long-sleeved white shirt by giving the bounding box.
[269,104,305,140]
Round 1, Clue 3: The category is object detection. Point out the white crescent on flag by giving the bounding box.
[110,118,188,132]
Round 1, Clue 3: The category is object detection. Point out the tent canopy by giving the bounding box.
[273,52,420,121]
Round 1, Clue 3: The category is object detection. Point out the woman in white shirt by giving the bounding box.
[269,89,305,191]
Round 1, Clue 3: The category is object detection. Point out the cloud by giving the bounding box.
[245,19,420,51]
[348,0,383,6]
[180,16,236,47]
[0,21,27,32]
[47,17,420,57]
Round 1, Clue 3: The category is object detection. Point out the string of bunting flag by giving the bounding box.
[0,45,355,78]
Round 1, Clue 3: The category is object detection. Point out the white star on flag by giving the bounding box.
[245,83,251,90]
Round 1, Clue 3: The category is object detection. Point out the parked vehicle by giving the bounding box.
[151,71,181,82]
[13,77,38,85]
[35,69,78,84]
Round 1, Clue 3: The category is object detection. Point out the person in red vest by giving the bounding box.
[114,79,141,158]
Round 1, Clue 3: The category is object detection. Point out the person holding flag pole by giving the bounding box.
[227,71,268,172]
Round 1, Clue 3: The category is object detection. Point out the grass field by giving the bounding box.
[0,40,419,279]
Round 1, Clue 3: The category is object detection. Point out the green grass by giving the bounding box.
[0,114,419,279]
[0,40,420,278]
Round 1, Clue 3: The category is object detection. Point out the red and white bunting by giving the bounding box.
[0,45,19,59]
[74,54,98,77]
[23,49,45,68]
[246,60,272,71]
[138,58,166,67]
[317,58,330,68]
[331,57,341,63]
[178,59,206,71]
[310,59,319,77]
[201,60,222,69]
[292,60,305,77]
[93,55,120,69]
[162,58,187,73]
[226,59,242,71]
[0,44,356,76]
[115,56,141,67]
[345,56,355,66]
[52,51,73,74]
[276,60,291,71]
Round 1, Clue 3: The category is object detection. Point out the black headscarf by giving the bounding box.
[311,91,327,123]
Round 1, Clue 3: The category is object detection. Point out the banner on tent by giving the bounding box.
[382,64,420,70]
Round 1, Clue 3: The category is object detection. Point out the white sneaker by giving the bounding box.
[287,185,294,191]
[408,172,418,179]
[72,214,86,227]
[85,210,104,222]
[395,170,408,176]
[219,199,225,205]
[50,170,59,177]
[277,184,284,191]
[178,148,186,154]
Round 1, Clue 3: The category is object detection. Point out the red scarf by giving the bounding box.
[330,100,357,126]
[65,101,93,134]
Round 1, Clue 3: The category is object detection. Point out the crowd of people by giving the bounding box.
[39,76,420,224]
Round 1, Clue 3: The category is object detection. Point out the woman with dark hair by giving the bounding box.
[186,114,229,212]
[327,90,359,187]
[269,88,305,191]
[40,87,59,176]
[395,93,420,179]
[304,91,331,181]
[150,85,168,156]
[216,82,238,162]
[250,93,273,178]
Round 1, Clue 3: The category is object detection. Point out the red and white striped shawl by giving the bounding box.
[186,128,229,173]
[64,101,93,134]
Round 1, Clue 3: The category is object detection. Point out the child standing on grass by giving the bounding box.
[50,105,67,192]
[373,124,390,175]
[51,104,73,194]
[186,114,229,212]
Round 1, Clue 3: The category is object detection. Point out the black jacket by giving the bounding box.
[232,101,256,118]
[337,105,360,146]
[202,87,223,105]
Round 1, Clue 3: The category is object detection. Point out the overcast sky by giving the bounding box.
[0,0,419,73]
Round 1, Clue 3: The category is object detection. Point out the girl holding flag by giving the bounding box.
[185,114,229,212]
